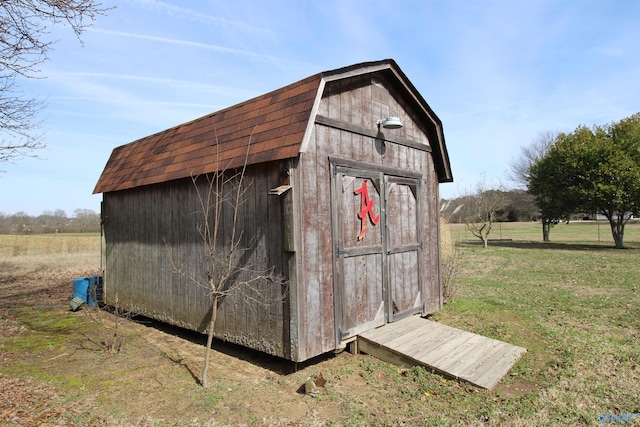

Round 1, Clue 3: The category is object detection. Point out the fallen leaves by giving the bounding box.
[420,390,440,401]
[0,374,71,426]
[0,373,136,426]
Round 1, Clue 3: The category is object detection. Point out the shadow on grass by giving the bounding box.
[457,240,640,251]
[129,313,336,377]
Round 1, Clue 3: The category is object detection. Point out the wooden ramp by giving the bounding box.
[358,316,526,390]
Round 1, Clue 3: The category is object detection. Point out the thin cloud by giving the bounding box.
[50,96,225,113]
[45,77,225,128]
[53,71,259,99]
[126,0,271,35]
[89,28,305,70]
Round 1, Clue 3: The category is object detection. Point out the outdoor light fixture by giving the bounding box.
[377,116,403,130]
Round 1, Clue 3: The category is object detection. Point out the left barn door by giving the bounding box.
[332,166,385,342]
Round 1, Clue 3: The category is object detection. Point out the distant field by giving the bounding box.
[0,233,101,275]
[0,233,100,255]
[449,220,640,246]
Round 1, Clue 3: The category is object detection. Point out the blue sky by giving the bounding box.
[2,0,639,215]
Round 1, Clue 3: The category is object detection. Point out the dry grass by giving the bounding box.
[0,233,101,276]
[440,217,461,303]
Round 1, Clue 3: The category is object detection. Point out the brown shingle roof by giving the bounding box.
[93,73,322,194]
[94,59,452,194]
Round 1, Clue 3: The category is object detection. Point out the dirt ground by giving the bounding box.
[1,269,454,427]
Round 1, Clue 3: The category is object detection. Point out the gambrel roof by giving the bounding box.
[94,59,452,194]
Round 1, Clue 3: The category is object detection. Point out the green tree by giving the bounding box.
[529,114,640,248]
[589,114,640,248]
[527,133,579,242]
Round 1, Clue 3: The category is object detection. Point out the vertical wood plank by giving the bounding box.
[315,135,334,351]
[299,146,321,358]
[266,162,285,354]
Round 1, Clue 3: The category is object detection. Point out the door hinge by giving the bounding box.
[335,245,348,258]
[338,329,350,341]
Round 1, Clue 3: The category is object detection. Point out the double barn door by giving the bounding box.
[331,161,424,342]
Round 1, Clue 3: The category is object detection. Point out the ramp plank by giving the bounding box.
[358,316,526,390]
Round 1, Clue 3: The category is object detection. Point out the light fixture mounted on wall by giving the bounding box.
[377,116,403,130]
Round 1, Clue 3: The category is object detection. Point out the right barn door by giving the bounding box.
[385,175,423,322]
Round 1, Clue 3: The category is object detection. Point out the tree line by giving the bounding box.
[0,209,100,234]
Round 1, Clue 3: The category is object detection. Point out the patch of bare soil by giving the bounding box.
[494,379,540,398]
[0,270,395,426]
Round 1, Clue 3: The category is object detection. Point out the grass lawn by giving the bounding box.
[434,221,640,425]
[1,224,639,426]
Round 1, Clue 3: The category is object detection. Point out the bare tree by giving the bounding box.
[73,208,100,232]
[0,78,45,164]
[454,182,506,248]
[169,142,284,388]
[1,0,111,164]
[509,131,557,188]
[82,292,130,355]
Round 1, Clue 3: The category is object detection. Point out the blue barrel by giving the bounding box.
[72,277,90,302]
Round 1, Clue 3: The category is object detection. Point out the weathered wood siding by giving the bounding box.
[293,74,442,361]
[102,162,290,358]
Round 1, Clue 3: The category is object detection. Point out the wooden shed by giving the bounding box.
[94,59,453,362]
